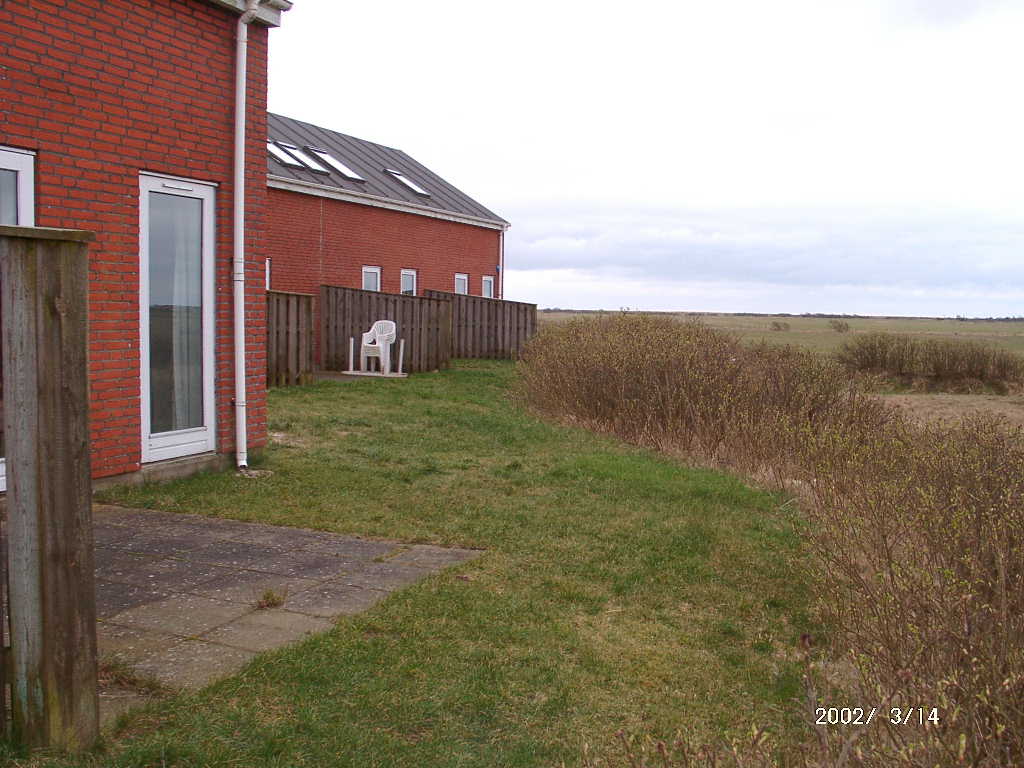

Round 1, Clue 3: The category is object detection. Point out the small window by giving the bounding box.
[308,148,364,181]
[481,275,494,298]
[0,146,35,226]
[401,269,417,296]
[362,266,381,292]
[265,258,271,290]
[454,273,468,295]
[267,141,303,168]
[276,143,330,173]
[384,168,430,196]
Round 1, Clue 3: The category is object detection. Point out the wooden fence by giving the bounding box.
[266,291,314,387]
[424,290,537,359]
[320,285,452,374]
[1,226,99,751]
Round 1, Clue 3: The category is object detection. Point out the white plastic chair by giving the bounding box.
[360,320,397,374]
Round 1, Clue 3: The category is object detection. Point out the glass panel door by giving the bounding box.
[0,147,35,492]
[140,175,215,463]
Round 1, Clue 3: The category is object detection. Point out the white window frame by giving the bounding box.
[265,258,272,290]
[481,275,494,298]
[362,265,381,292]
[0,146,36,493]
[454,273,469,295]
[400,268,417,296]
[139,173,217,464]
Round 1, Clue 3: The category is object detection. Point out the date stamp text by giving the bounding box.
[814,707,940,727]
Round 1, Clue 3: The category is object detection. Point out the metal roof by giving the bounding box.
[266,113,509,229]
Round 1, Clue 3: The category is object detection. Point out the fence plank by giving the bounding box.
[0,226,98,752]
[318,285,452,374]
[423,290,537,360]
[266,291,314,387]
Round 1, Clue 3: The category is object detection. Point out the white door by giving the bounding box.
[0,146,36,492]
[139,174,216,462]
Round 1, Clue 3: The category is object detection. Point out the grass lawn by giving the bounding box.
[15,361,811,767]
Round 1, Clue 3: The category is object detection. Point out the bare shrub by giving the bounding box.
[519,314,1024,766]
[828,320,851,333]
[770,321,791,332]
[836,332,1024,390]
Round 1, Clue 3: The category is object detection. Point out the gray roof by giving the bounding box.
[266,113,508,228]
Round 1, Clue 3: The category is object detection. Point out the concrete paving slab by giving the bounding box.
[95,548,165,582]
[110,530,211,557]
[386,544,482,569]
[98,623,182,663]
[335,562,435,591]
[93,522,137,547]
[95,580,172,619]
[107,593,252,636]
[188,570,320,605]
[187,539,292,569]
[201,609,334,652]
[245,550,355,579]
[284,583,389,617]
[132,639,256,690]
[91,504,484,724]
[300,535,400,560]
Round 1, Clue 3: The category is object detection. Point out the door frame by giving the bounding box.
[0,146,36,493]
[138,172,217,463]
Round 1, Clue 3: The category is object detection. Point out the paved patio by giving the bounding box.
[93,504,480,723]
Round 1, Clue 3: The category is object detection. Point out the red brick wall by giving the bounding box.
[1,0,269,478]
[265,188,503,360]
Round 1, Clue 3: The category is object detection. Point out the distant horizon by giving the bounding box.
[536,308,1024,322]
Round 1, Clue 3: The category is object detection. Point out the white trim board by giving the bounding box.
[268,175,510,232]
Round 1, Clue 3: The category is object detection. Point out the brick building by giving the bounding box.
[0,0,292,488]
[264,113,510,304]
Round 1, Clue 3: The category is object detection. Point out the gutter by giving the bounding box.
[231,0,263,469]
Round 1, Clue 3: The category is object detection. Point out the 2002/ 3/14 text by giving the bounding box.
[815,708,940,726]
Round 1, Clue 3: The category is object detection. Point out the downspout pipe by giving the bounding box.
[233,0,261,468]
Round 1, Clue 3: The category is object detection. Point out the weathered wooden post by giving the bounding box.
[0,225,98,752]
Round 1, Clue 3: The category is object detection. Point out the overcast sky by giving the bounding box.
[268,0,1023,317]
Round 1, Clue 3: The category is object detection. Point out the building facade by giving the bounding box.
[263,113,509,310]
[0,0,290,486]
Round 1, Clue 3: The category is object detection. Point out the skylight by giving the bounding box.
[276,143,330,173]
[267,141,303,167]
[308,149,364,181]
[384,169,430,196]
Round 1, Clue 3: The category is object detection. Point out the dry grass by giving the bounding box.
[539,311,1024,356]
[520,314,1024,767]
[836,332,1024,391]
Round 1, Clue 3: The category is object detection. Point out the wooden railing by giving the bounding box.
[423,290,537,360]
[266,290,314,387]
[320,285,452,374]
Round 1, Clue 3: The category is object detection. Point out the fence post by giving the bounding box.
[0,225,98,752]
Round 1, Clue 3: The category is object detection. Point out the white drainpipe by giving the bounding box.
[233,0,262,468]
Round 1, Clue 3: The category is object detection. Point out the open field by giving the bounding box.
[879,392,1024,429]
[12,362,812,767]
[540,311,1024,355]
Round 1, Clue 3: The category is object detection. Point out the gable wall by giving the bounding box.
[265,187,502,362]
[1,0,269,477]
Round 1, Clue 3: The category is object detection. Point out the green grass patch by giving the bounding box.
[27,361,811,767]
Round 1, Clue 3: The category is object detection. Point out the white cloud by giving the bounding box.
[269,0,1024,316]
